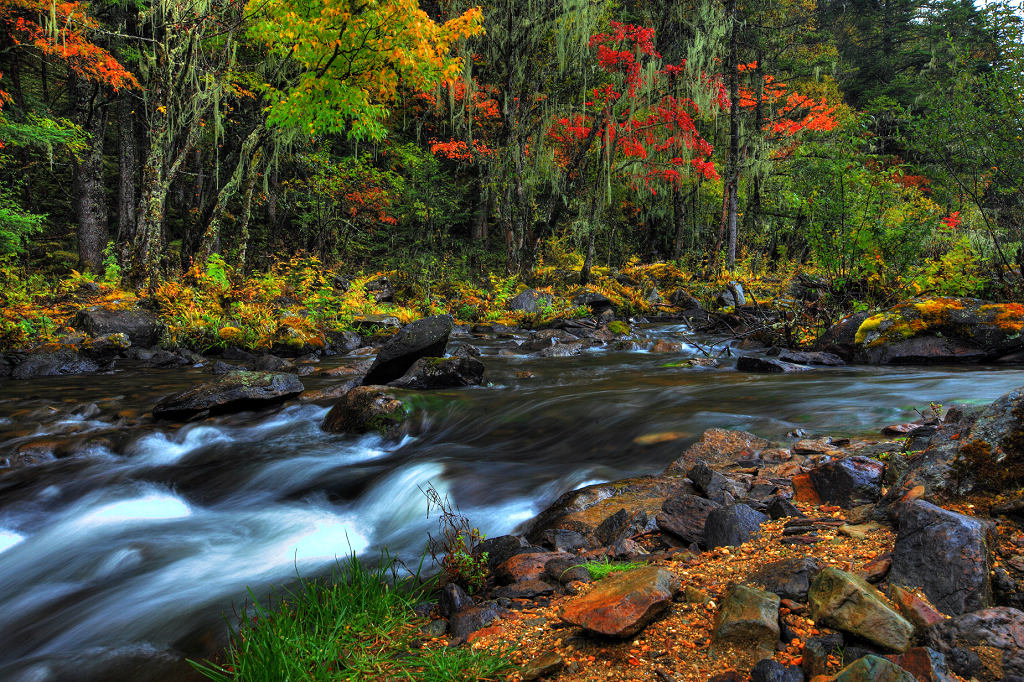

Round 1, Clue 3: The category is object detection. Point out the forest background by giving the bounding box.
[1,0,1022,351]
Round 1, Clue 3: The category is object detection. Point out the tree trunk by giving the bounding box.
[116,94,138,260]
[73,80,109,273]
[724,0,741,272]
[672,184,687,260]
[197,126,266,263]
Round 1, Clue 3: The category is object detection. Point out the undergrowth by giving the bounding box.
[188,553,514,682]
[579,557,648,580]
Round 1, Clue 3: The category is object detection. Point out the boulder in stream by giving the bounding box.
[388,356,484,389]
[153,371,304,421]
[362,315,454,385]
[321,385,413,439]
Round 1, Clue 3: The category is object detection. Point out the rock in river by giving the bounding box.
[321,385,413,439]
[362,315,454,385]
[153,371,303,421]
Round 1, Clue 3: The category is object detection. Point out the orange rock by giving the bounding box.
[560,565,679,637]
[466,625,504,643]
[888,584,946,629]
[792,473,822,504]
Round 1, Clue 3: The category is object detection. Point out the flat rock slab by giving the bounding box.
[713,584,780,653]
[495,552,571,584]
[153,371,303,421]
[889,500,993,616]
[667,428,772,473]
[809,567,913,652]
[560,566,679,637]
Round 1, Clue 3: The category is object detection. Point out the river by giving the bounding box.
[0,323,1021,680]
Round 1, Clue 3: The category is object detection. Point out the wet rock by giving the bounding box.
[594,508,648,546]
[362,315,454,385]
[817,311,874,360]
[750,658,804,682]
[476,535,531,571]
[298,378,360,403]
[519,329,578,352]
[520,651,565,681]
[559,565,679,637]
[321,385,411,439]
[924,607,1024,680]
[73,305,164,347]
[388,356,484,389]
[537,341,586,358]
[494,579,556,600]
[772,349,845,366]
[495,552,570,584]
[889,500,993,615]
[807,456,884,507]
[449,342,481,358]
[712,584,780,653]
[808,567,913,652]
[525,476,693,544]
[81,332,132,361]
[833,655,916,682]
[666,428,772,473]
[748,556,822,601]
[8,351,105,379]
[448,603,501,644]
[656,494,721,545]
[737,356,813,373]
[540,529,590,553]
[572,291,615,314]
[703,504,768,549]
[439,583,473,618]
[886,647,953,682]
[822,298,1024,365]
[153,371,303,421]
[128,347,193,367]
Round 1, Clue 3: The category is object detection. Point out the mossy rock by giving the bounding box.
[820,298,1024,364]
[321,385,416,440]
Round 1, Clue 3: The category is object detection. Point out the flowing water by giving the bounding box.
[1,323,1023,680]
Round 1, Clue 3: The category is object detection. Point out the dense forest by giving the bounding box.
[0,0,1022,348]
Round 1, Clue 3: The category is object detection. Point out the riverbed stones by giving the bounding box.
[888,585,946,630]
[73,305,165,347]
[321,385,411,438]
[809,567,913,652]
[153,370,304,421]
[924,607,1024,680]
[713,584,780,654]
[362,315,454,385]
[807,456,884,507]
[559,565,679,637]
[656,494,721,545]
[388,356,484,389]
[886,647,953,682]
[832,655,916,682]
[666,428,772,473]
[703,504,768,549]
[889,500,994,615]
[749,658,803,682]
[748,556,822,601]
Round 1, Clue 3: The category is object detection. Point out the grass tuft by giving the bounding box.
[188,553,514,681]
[578,557,648,581]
